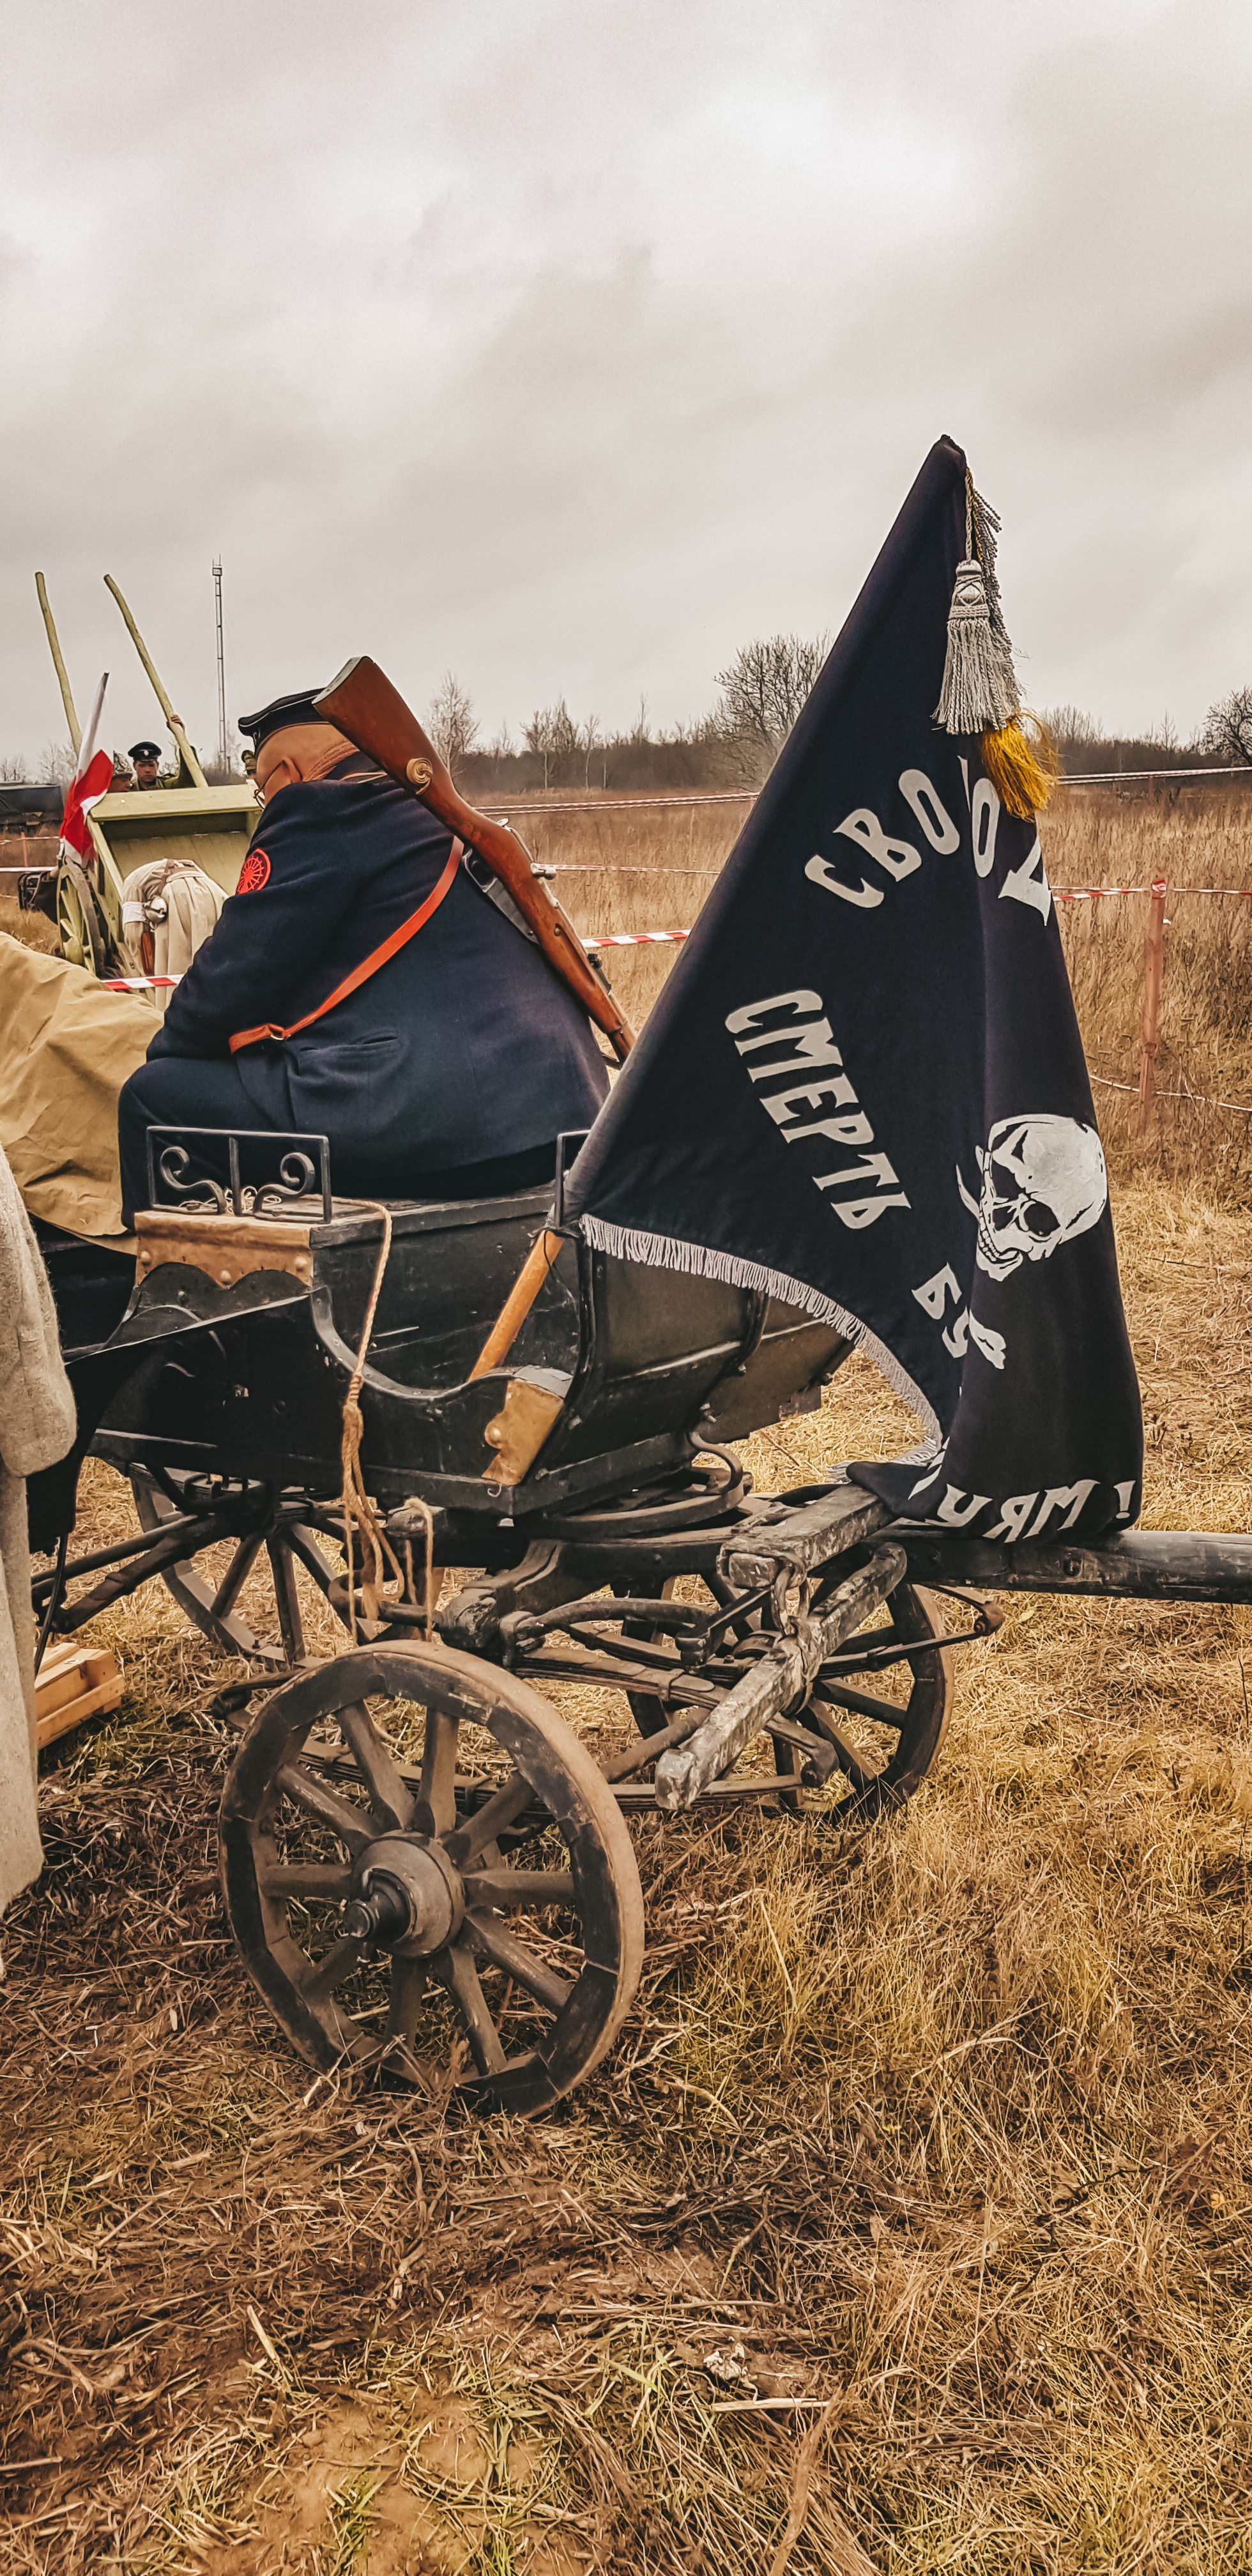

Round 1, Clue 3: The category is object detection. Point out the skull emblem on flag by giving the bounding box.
[958,1114,1108,1283]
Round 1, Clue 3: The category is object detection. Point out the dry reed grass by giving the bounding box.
[0,889,59,955]
[536,779,1252,1194]
[1044,785,1252,1190]
[5,793,1252,2571]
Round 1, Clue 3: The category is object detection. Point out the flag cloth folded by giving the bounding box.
[58,747,112,863]
[58,671,112,865]
[563,436,1143,1542]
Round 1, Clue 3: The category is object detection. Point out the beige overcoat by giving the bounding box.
[0,1144,77,1914]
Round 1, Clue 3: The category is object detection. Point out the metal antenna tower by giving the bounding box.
[212,556,227,772]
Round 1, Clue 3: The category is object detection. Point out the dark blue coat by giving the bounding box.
[148,762,609,1181]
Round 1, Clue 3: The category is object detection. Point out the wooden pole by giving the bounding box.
[34,574,81,756]
[1136,878,1167,1131]
[469,1229,563,1378]
[103,576,209,788]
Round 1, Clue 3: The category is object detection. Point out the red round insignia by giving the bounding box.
[238,848,271,893]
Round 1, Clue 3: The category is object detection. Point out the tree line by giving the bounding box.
[432,634,831,795]
[437,657,1252,797]
[5,647,1251,799]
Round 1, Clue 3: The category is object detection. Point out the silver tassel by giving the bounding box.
[935,473,1021,735]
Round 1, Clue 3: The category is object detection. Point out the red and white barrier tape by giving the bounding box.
[487,791,755,815]
[1055,884,1252,902]
[98,938,692,991]
[544,862,720,875]
[584,930,689,949]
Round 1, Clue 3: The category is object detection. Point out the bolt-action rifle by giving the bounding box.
[314,657,634,1064]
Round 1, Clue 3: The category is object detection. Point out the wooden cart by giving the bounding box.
[29,1133,1252,2120]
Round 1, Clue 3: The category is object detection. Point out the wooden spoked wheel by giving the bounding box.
[797,1581,954,1820]
[219,1642,645,2115]
[56,859,111,974]
[129,1468,346,1665]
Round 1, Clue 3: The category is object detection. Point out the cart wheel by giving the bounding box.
[56,860,111,974]
[129,1469,346,1665]
[219,1641,645,2115]
[807,1582,953,1821]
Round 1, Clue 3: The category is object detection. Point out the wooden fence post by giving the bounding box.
[1136,877,1167,1130]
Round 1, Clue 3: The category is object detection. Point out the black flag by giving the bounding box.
[565,437,1143,1542]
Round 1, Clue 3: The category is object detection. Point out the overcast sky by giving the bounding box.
[3,0,1249,767]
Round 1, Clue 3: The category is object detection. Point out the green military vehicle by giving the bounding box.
[36,571,257,976]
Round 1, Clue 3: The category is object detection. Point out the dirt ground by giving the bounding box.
[3,1171,1252,2572]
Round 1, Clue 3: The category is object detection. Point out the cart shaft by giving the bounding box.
[895,1524,1252,1604]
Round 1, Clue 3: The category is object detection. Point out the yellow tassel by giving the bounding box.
[979,712,1060,819]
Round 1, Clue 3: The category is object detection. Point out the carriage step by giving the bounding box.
[35,1642,124,1750]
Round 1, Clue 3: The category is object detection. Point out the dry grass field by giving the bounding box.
[514,779,1252,1187]
[4,786,1252,2573]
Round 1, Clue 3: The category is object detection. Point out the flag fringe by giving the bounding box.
[578,1215,941,1441]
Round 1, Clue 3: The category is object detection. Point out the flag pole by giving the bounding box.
[468,1229,565,1379]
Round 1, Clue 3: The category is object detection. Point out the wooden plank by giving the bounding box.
[36,1646,123,1751]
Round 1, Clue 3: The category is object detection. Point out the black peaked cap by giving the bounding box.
[127,739,164,761]
[237,691,330,751]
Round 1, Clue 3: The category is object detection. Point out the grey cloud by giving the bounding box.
[3,0,1249,763]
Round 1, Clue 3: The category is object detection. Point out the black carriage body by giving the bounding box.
[87,1187,850,1517]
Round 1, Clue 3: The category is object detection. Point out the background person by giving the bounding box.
[127,738,167,790]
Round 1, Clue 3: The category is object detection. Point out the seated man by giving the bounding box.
[117,689,609,1222]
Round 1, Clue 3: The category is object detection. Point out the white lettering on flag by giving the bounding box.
[898,770,960,852]
[805,770,958,907]
[728,990,912,1228]
[913,1264,1007,1370]
[1028,1480,1097,1535]
[984,1491,1039,1542]
[971,778,999,878]
[1001,832,1052,923]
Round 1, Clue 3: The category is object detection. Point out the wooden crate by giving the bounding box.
[35,1643,124,1751]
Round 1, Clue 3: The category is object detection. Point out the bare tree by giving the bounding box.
[1042,705,1101,752]
[714,633,830,782]
[40,739,75,785]
[580,714,602,790]
[1200,686,1252,767]
[0,753,30,783]
[524,707,557,790]
[524,699,579,788]
[428,673,480,780]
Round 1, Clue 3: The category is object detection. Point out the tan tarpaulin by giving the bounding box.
[0,936,153,1237]
[0,1140,76,1911]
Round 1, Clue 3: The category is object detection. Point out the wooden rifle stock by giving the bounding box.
[314,657,634,1062]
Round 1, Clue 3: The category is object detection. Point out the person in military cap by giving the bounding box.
[128,739,167,791]
[116,687,609,1222]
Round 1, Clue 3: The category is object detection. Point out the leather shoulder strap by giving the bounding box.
[231,840,462,1054]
